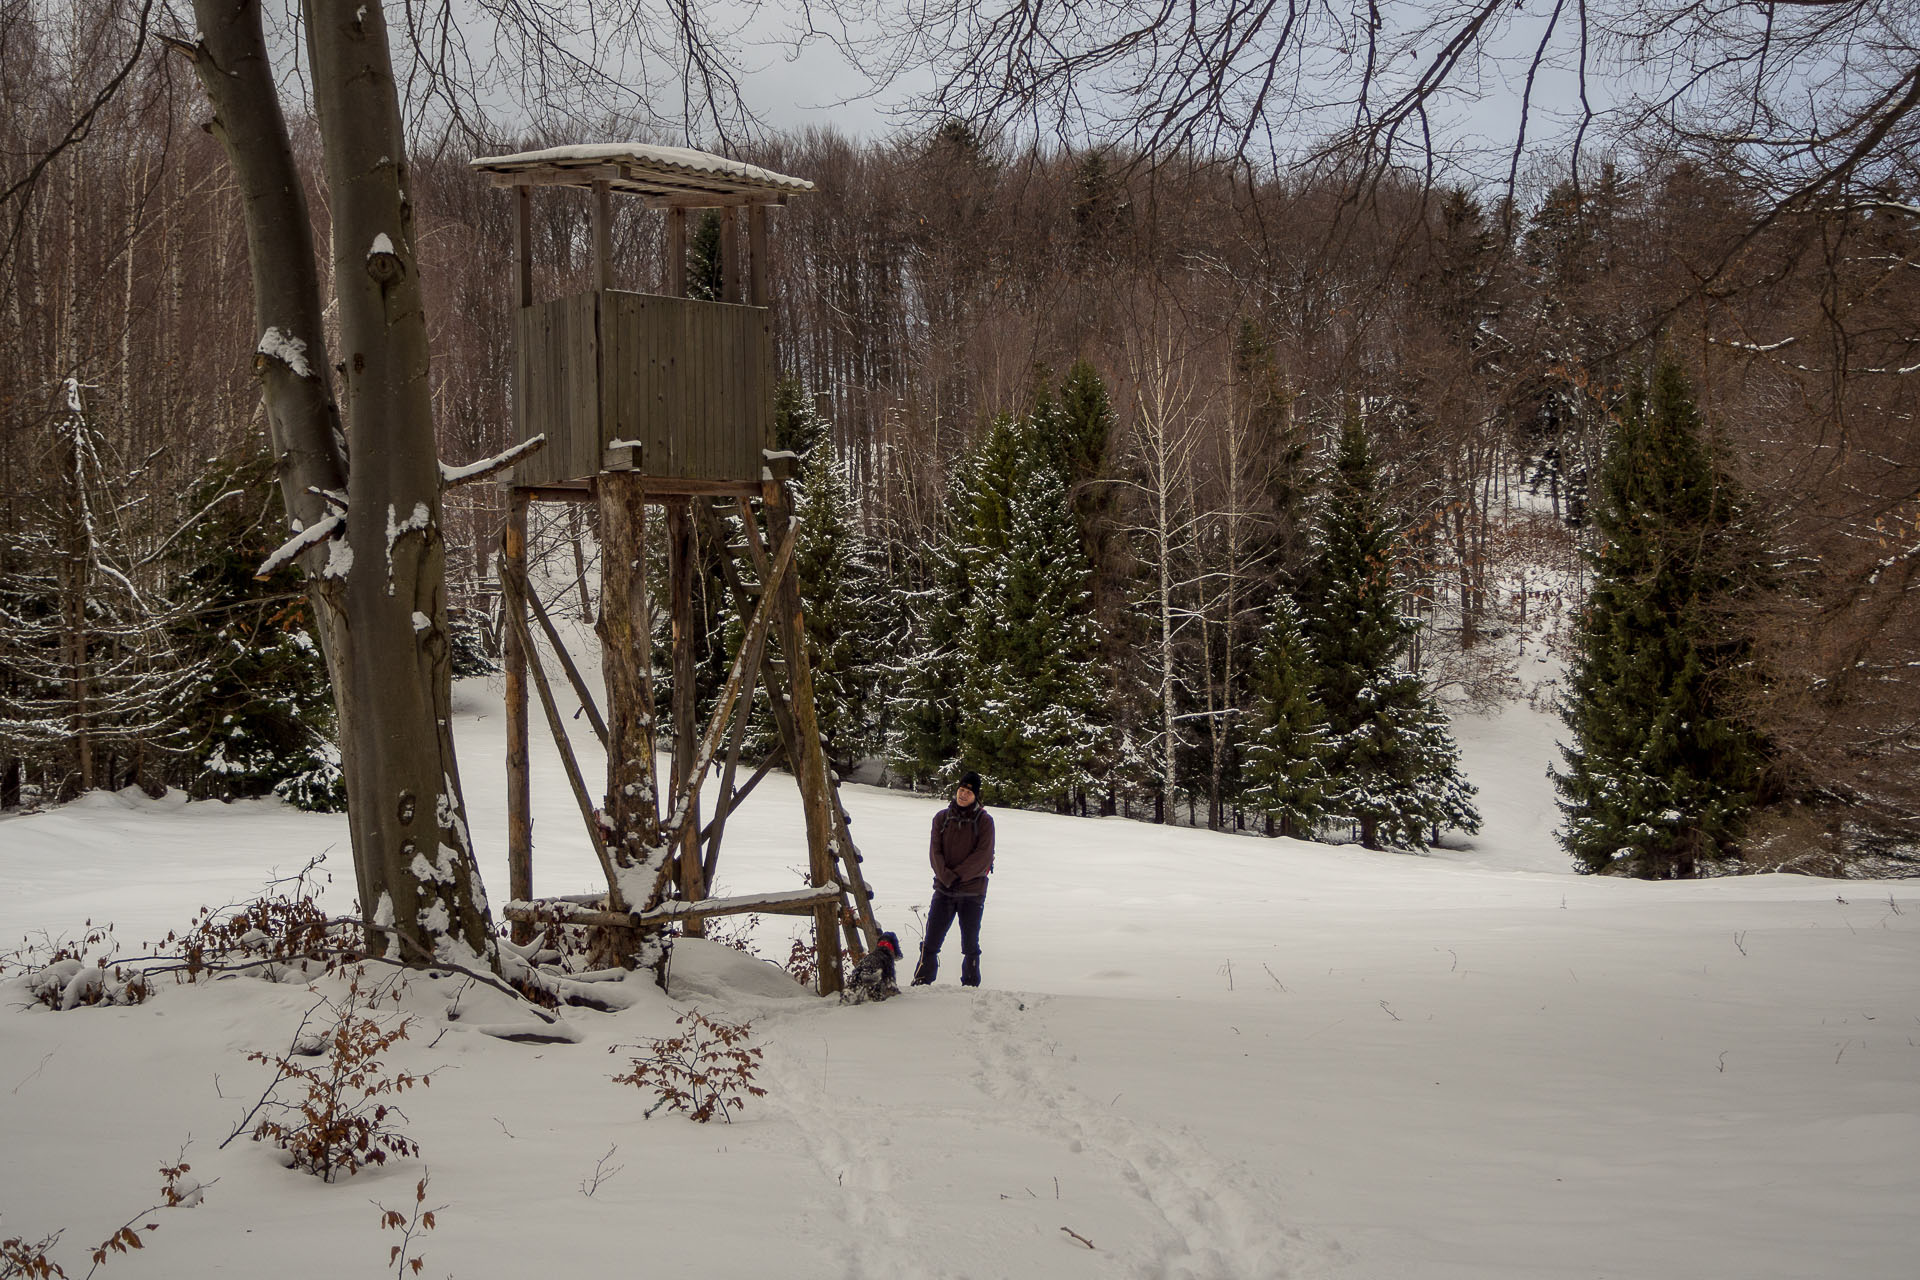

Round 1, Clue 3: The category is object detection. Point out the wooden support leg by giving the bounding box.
[758,482,843,994]
[666,498,705,933]
[502,563,620,901]
[596,473,662,972]
[503,491,533,944]
[727,499,883,957]
[705,498,887,993]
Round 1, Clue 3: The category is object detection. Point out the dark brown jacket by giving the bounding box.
[930,801,995,895]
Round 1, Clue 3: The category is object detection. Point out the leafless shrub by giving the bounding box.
[783,936,818,989]
[231,972,431,1181]
[611,1008,766,1123]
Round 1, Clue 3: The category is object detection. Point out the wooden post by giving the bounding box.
[595,471,660,969]
[748,205,768,308]
[592,179,614,293]
[721,207,740,303]
[508,188,534,916]
[666,208,687,297]
[502,581,621,898]
[503,490,532,943]
[760,480,843,994]
[666,497,705,931]
[709,499,882,973]
[727,499,882,955]
[514,185,533,308]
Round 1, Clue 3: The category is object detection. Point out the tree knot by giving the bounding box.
[366,233,404,284]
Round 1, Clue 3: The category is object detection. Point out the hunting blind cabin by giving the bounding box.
[472,144,883,995]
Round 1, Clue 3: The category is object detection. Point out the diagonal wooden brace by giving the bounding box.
[640,515,799,911]
[499,563,626,907]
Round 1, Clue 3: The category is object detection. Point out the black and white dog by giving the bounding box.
[841,931,903,1004]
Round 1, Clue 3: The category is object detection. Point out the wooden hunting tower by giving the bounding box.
[472,144,881,994]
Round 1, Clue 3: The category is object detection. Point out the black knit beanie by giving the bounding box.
[957,770,983,796]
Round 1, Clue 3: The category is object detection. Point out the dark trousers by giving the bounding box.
[914,888,985,986]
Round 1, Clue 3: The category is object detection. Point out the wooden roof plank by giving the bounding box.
[471,142,813,204]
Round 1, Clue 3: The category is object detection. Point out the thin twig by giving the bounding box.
[221,993,330,1149]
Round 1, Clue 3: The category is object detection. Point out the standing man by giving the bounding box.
[913,770,995,987]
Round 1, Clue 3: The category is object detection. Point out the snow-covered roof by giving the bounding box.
[469,143,813,205]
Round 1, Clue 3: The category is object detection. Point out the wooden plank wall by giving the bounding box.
[514,290,772,486]
[512,294,599,486]
[602,291,772,483]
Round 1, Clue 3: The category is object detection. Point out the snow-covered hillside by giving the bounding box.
[2,682,1915,1278]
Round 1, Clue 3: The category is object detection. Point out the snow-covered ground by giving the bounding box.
[2,679,1915,1278]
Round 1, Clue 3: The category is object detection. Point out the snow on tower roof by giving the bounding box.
[469,143,814,206]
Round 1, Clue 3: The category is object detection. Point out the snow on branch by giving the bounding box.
[257,512,342,579]
[1709,335,1799,353]
[307,485,348,513]
[439,434,546,489]
[256,327,314,379]
[1824,198,1920,219]
[139,488,246,568]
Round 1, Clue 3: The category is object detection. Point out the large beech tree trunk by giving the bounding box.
[175,0,495,968]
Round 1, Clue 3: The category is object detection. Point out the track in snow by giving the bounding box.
[963,989,1335,1280]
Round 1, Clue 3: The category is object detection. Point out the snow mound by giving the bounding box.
[666,938,812,1003]
[65,785,187,812]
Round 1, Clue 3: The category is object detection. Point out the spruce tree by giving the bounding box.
[687,210,725,301]
[1400,699,1482,844]
[1552,360,1766,877]
[793,435,884,775]
[893,412,1110,803]
[962,413,1026,557]
[1301,414,1479,850]
[889,458,978,786]
[446,608,498,679]
[960,451,1106,808]
[1049,361,1144,812]
[891,415,1023,784]
[772,377,830,455]
[168,453,344,809]
[1241,595,1330,838]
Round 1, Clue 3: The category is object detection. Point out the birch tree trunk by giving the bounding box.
[1126,338,1199,826]
[174,0,496,968]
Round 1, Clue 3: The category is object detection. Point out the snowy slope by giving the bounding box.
[1,681,1915,1279]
